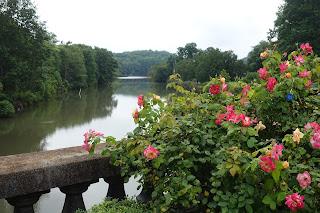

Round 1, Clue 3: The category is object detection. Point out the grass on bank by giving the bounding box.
[76,199,149,213]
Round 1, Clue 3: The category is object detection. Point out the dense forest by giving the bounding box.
[149,43,248,83]
[114,50,171,76]
[0,0,118,117]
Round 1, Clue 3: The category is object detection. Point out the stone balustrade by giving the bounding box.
[0,144,125,213]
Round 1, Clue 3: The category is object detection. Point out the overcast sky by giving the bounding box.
[34,0,283,58]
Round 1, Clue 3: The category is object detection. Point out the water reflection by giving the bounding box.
[0,78,165,213]
[0,86,116,156]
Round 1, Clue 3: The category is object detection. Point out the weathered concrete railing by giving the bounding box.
[0,144,125,213]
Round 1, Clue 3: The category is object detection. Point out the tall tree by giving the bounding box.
[94,47,118,85]
[175,47,246,82]
[0,0,52,93]
[77,45,98,86]
[177,42,199,61]
[246,41,271,72]
[59,45,87,89]
[269,0,320,53]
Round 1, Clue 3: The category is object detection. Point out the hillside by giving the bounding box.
[114,50,171,76]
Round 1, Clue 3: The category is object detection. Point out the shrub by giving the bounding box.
[76,199,148,213]
[0,100,15,118]
[13,91,41,106]
[86,44,320,212]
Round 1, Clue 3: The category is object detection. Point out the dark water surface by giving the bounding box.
[0,78,166,213]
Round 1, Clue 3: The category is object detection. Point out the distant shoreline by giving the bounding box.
[117,76,150,80]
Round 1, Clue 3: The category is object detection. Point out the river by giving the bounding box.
[0,77,166,213]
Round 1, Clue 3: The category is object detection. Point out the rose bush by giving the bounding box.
[85,44,320,212]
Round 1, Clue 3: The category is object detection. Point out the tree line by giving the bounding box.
[114,50,171,76]
[150,0,320,83]
[149,43,247,83]
[0,0,118,117]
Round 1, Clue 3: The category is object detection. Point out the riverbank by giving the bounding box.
[0,78,165,213]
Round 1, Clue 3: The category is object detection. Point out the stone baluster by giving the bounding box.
[104,175,125,199]
[137,186,153,203]
[59,180,97,213]
[6,190,50,213]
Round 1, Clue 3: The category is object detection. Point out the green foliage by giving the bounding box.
[95,47,118,85]
[246,41,272,72]
[175,44,247,82]
[149,63,171,83]
[88,46,320,212]
[0,1,118,116]
[59,44,88,89]
[176,42,199,60]
[0,0,57,100]
[269,0,320,54]
[76,199,148,213]
[0,100,15,117]
[79,45,98,86]
[114,50,171,76]
[241,72,259,84]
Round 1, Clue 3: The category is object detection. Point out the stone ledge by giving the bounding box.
[0,144,117,198]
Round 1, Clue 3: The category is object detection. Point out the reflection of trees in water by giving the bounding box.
[0,86,117,156]
[113,79,167,97]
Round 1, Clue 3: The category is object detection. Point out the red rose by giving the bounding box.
[209,84,220,95]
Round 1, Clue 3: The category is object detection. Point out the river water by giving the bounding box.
[0,77,166,213]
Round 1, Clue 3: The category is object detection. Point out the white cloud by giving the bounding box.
[34,0,283,58]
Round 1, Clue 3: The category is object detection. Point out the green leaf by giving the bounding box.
[262,195,273,205]
[270,201,276,210]
[277,192,286,203]
[153,156,165,169]
[247,137,257,148]
[245,204,253,213]
[247,127,258,136]
[229,166,237,177]
[264,178,274,192]
[271,161,283,184]
[263,194,277,210]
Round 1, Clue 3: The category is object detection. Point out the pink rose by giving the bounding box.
[215,119,222,125]
[296,171,312,189]
[298,70,311,78]
[266,77,277,92]
[304,122,320,131]
[222,83,228,92]
[82,129,104,152]
[82,143,92,152]
[132,109,139,123]
[279,61,289,73]
[241,116,251,127]
[138,95,144,108]
[225,105,234,113]
[143,145,160,160]
[257,68,268,80]
[305,80,312,89]
[215,113,226,125]
[285,193,305,212]
[300,43,313,54]
[311,131,320,149]
[242,85,251,97]
[294,55,304,66]
[226,112,243,124]
[259,156,276,173]
[271,144,284,160]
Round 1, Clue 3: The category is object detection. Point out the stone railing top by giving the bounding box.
[0,144,117,199]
